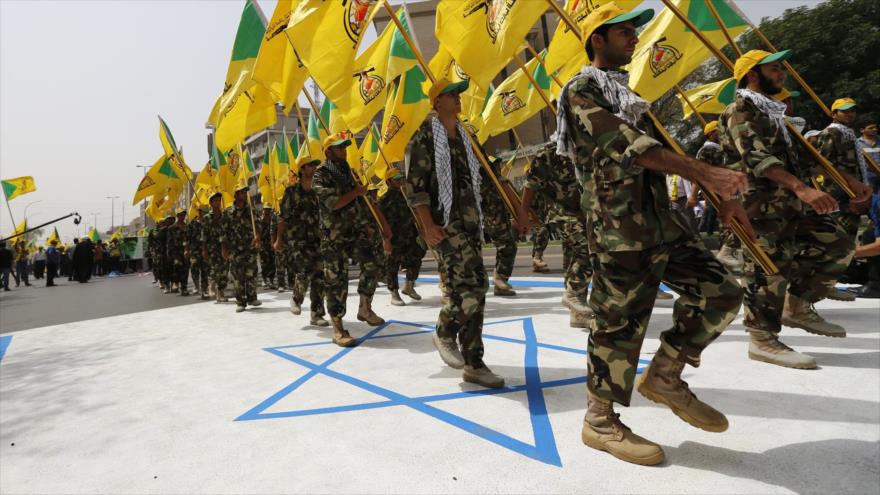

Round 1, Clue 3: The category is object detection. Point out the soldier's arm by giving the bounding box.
[818,128,872,209]
[404,124,446,246]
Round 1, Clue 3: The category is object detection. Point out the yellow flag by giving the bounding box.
[364,124,394,182]
[677,78,736,118]
[435,1,546,90]
[1,176,36,201]
[296,99,332,162]
[478,50,560,143]
[132,155,186,206]
[544,0,643,76]
[286,0,379,109]
[626,0,748,102]
[12,219,27,238]
[379,66,432,164]
[252,0,310,114]
[46,227,61,246]
[427,46,490,125]
[145,190,179,222]
[158,116,193,181]
[258,144,284,211]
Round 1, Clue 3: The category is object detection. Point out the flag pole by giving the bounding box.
[544,0,778,275]
[380,0,521,223]
[705,0,742,57]
[512,54,557,117]
[658,0,854,198]
[3,193,18,235]
[674,83,709,127]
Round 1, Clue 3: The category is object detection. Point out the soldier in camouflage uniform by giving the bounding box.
[404,79,510,389]
[257,207,277,289]
[699,121,743,272]
[275,157,329,327]
[154,215,173,293]
[202,191,229,303]
[561,5,751,465]
[719,52,871,366]
[522,142,593,328]
[529,192,552,273]
[378,172,426,306]
[187,207,210,299]
[146,228,158,285]
[479,156,527,296]
[165,209,190,296]
[313,133,387,347]
[221,184,262,312]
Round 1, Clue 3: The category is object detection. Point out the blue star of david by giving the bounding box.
[237,317,649,467]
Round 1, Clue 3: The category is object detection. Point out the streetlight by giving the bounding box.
[21,200,42,239]
[90,212,100,233]
[106,196,119,232]
[135,165,149,229]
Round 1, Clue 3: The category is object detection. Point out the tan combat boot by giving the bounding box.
[389,289,406,306]
[562,289,592,314]
[581,393,665,466]
[331,317,357,347]
[493,275,517,296]
[462,364,505,388]
[532,256,550,273]
[290,295,302,315]
[310,312,330,327]
[782,293,846,337]
[356,295,385,326]
[825,288,856,302]
[401,280,422,300]
[716,245,744,273]
[432,333,465,369]
[748,329,817,369]
[569,310,594,329]
[637,349,728,432]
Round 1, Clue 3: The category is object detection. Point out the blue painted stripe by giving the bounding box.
[0,335,11,362]
[521,317,562,466]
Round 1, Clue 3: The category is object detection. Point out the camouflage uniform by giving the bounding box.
[279,183,326,315]
[166,219,189,293]
[258,212,277,286]
[312,158,382,318]
[717,94,848,330]
[562,73,743,406]
[530,193,552,259]
[187,217,208,295]
[696,140,725,239]
[378,187,426,291]
[201,210,229,295]
[817,124,863,239]
[146,229,157,282]
[153,223,170,288]
[404,117,489,367]
[479,159,517,280]
[222,204,259,305]
[525,142,591,296]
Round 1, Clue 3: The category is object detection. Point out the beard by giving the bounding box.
[758,71,782,95]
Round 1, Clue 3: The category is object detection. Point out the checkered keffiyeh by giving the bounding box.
[431,115,483,233]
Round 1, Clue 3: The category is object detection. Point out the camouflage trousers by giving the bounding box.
[207,253,229,292]
[436,230,489,367]
[560,216,591,297]
[156,255,171,286]
[170,256,189,291]
[291,243,325,315]
[385,235,426,290]
[588,238,742,406]
[259,247,276,285]
[322,233,382,318]
[746,210,854,332]
[485,216,517,280]
[229,249,258,305]
[189,256,209,294]
[532,223,550,258]
[277,250,292,288]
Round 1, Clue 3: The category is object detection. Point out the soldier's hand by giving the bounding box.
[352,184,368,197]
[795,187,838,215]
[847,181,872,214]
[424,223,447,247]
[272,239,283,253]
[697,166,748,200]
[253,238,261,249]
[718,199,757,243]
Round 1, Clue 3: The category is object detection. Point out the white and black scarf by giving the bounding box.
[430,115,483,233]
[736,88,792,147]
[827,122,867,181]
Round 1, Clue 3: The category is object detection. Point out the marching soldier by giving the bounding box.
[312,132,387,347]
[258,206,277,290]
[561,5,750,464]
[480,156,528,296]
[187,207,210,299]
[700,121,744,272]
[202,191,230,303]
[146,227,158,284]
[529,193,552,273]
[155,214,174,294]
[275,156,329,327]
[222,183,262,312]
[166,209,190,296]
[378,171,426,306]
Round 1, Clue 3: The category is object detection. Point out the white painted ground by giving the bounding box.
[1,277,878,494]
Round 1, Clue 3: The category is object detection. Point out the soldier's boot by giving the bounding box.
[432,333,465,369]
[179,285,189,296]
[636,348,728,432]
[569,310,594,329]
[356,295,385,326]
[331,317,357,347]
[235,303,246,313]
[655,288,674,300]
[782,293,846,338]
[748,329,817,369]
[716,245,744,273]
[826,287,856,302]
[216,288,229,303]
[163,287,172,294]
[390,289,406,306]
[248,297,262,307]
[290,294,302,315]
[561,289,592,314]
[310,312,330,327]
[462,364,505,388]
[532,256,550,273]
[581,393,665,466]
[493,275,517,296]
[401,280,422,300]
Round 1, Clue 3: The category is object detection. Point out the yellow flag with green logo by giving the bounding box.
[435,0,547,90]
[46,227,61,246]
[296,99,332,162]
[252,0,310,114]
[379,65,432,164]
[626,0,748,102]
[1,176,36,201]
[677,78,735,119]
[132,155,185,206]
[478,50,560,143]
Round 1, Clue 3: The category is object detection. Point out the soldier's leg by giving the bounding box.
[309,256,326,316]
[199,260,209,294]
[275,251,287,289]
[190,259,200,291]
[532,224,549,258]
[437,233,489,361]
[322,243,350,318]
[562,219,591,298]
[245,252,259,303]
[230,255,246,306]
[179,259,189,293]
[493,224,517,281]
[385,246,401,291]
[356,235,382,298]
[404,239,426,282]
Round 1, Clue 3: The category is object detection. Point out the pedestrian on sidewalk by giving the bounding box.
[46,240,61,287]
[33,246,46,279]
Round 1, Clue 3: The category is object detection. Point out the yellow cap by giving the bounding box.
[428,78,469,103]
[703,120,718,136]
[322,132,352,152]
[831,97,857,112]
[734,49,792,83]
[234,181,249,193]
[296,155,321,169]
[581,3,654,51]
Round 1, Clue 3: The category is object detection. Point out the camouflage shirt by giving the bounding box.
[378,186,420,248]
[258,213,277,248]
[696,140,725,167]
[153,226,168,259]
[560,73,686,252]
[479,156,512,221]
[221,204,256,254]
[186,219,203,258]
[525,142,583,219]
[201,211,226,258]
[818,124,861,206]
[404,117,483,237]
[166,221,187,260]
[312,158,373,245]
[279,183,321,248]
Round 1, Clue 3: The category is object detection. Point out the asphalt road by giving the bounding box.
[0,243,566,334]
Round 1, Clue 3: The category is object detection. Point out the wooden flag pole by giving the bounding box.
[512,54,557,117]
[674,83,709,127]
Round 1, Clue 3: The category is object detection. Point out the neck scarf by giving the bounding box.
[431,114,483,233]
[736,88,792,147]
[827,122,867,181]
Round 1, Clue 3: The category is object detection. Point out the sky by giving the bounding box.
[0,0,820,241]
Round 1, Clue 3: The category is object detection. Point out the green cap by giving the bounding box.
[606,8,654,29]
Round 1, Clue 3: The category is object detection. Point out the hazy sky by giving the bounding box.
[1,0,820,241]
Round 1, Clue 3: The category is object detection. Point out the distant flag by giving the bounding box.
[1,176,36,201]
[677,78,736,118]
